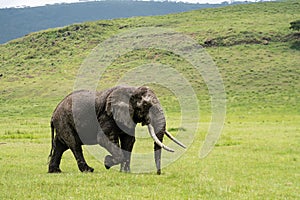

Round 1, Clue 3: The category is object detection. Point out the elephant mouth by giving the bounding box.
[132,109,151,126]
[141,116,150,126]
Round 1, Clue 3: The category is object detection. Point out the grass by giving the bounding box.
[0,114,299,199]
[0,0,300,199]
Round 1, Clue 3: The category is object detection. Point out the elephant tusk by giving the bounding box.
[147,124,174,153]
[165,131,186,149]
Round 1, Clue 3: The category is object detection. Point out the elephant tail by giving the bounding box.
[48,120,55,162]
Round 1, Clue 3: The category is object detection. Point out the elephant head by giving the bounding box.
[105,86,186,174]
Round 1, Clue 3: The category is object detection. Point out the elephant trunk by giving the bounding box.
[147,124,174,152]
[147,103,185,175]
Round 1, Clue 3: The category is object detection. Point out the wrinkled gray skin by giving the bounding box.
[48,86,171,175]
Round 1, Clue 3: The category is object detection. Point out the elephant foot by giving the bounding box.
[120,168,130,173]
[104,155,113,170]
[48,167,62,173]
[120,162,131,173]
[78,162,94,173]
[82,166,94,173]
[120,169,130,173]
[82,167,94,172]
[104,155,124,170]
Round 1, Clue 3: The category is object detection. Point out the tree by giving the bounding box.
[290,20,300,31]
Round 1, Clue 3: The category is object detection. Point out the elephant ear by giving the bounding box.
[105,87,136,134]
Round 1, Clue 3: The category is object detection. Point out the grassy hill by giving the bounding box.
[1,0,299,116]
[0,0,225,44]
[0,1,299,199]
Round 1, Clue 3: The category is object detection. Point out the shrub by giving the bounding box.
[290,20,300,31]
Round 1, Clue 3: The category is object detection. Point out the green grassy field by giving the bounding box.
[0,0,300,199]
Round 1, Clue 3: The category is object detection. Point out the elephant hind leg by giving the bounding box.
[48,138,68,173]
[69,144,94,173]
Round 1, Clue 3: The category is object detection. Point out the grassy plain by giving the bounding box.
[0,0,300,199]
[0,115,299,199]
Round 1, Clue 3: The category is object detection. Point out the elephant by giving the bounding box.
[48,85,185,175]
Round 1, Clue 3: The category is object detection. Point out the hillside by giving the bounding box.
[1,0,299,117]
[0,0,225,44]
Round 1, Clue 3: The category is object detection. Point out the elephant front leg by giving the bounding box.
[120,151,131,173]
[120,135,136,173]
[97,133,125,169]
[154,147,162,175]
[154,130,165,175]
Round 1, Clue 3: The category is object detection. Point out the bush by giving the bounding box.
[290,20,300,31]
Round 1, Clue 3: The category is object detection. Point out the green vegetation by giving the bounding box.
[0,0,299,199]
[0,0,225,44]
[290,19,300,31]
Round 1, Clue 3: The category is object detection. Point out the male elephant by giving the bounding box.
[48,85,185,175]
